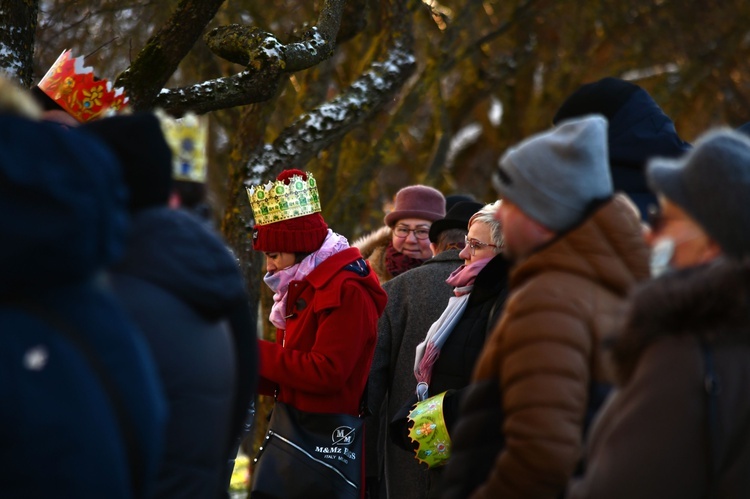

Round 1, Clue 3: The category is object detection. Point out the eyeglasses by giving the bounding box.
[464,236,500,255]
[394,226,431,240]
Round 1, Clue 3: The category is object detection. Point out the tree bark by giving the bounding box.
[0,0,38,87]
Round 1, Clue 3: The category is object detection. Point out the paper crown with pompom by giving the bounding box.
[37,49,129,123]
[246,171,322,226]
[157,110,208,183]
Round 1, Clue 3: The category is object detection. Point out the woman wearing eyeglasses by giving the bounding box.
[354,185,446,283]
[389,201,511,496]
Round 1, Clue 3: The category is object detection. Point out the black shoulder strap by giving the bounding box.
[9,300,146,496]
[701,338,721,499]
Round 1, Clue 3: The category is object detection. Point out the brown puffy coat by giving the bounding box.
[467,194,650,499]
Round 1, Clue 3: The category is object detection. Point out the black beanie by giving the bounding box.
[82,112,173,213]
[553,77,641,125]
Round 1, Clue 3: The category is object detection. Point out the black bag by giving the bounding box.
[250,402,364,499]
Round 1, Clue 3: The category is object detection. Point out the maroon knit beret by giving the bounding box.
[383,185,446,227]
[252,169,329,253]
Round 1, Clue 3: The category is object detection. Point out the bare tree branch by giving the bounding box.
[116,0,226,109]
[153,66,282,116]
[242,0,417,185]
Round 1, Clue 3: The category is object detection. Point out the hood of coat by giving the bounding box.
[352,225,392,259]
[112,207,247,320]
[607,89,691,216]
[510,194,651,298]
[0,114,129,294]
[613,257,750,383]
[608,88,691,172]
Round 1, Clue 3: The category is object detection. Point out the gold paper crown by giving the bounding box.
[38,50,129,123]
[407,391,452,468]
[246,172,322,226]
[158,111,208,183]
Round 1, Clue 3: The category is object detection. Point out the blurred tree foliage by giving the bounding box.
[20,0,750,236]
[6,0,750,480]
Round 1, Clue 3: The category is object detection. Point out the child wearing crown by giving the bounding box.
[247,169,387,498]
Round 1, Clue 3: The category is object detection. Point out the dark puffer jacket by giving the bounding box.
[111,207,258,499]
[0,113,166,499]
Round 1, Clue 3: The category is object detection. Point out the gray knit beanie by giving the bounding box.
[647,128,750,258]
[384,184,446,227]
[493,115,613,232]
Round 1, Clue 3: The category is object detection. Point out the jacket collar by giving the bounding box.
[613,257,750,382]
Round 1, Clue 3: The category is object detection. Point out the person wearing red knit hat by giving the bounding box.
[246,169,388,498]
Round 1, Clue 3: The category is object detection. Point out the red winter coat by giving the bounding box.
[258,247,387,416]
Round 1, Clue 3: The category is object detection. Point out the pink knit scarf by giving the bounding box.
[264,230,349,330]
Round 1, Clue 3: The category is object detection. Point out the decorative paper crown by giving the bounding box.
[407,391,452,468]
[246,172,322,226]
[38,50,128,123]
[158,111,208,183]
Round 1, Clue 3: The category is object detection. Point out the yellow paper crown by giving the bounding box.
[246,172,322,226]
[407,391,452,468]
[38,50,129,123]
[158,111,208,183]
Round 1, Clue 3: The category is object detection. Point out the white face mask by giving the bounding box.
[650,238,675,277]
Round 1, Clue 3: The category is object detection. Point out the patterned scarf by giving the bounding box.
[413,256,493,400]
[384,241,427,278]
[264,230,350,330]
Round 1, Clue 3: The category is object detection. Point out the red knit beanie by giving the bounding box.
[252,169,329,253]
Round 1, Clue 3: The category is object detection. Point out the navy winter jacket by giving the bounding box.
[111,207,258,499]
[0,113,167,498]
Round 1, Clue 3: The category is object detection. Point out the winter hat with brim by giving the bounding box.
[429,201,484,243]
[493,115,613,232]
[384,184,446,227]
[647,128,750,258]
[251,169,329,253]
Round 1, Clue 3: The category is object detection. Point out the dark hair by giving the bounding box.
[294,252,312,263]
[435,228,467,253]
[173,180,207,208]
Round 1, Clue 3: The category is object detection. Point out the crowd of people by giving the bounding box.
[3,63,750,499]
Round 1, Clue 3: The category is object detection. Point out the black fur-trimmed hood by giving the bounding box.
[613,257,750,382]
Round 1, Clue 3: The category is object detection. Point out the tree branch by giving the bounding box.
[116,0,226,109]
[242,0,416,185]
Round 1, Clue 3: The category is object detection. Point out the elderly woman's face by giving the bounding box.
[392,217,433,259]
[459,220,499,264]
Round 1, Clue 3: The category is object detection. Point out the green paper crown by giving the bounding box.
[246,172,322,226]
[407,391,452,468]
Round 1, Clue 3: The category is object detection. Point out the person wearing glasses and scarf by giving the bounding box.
[354,185,446,284]
[389,202,511,498]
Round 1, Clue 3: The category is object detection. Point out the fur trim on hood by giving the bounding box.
[352,226,393,284]
[613,257,750,383]
[352,225,392,259]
